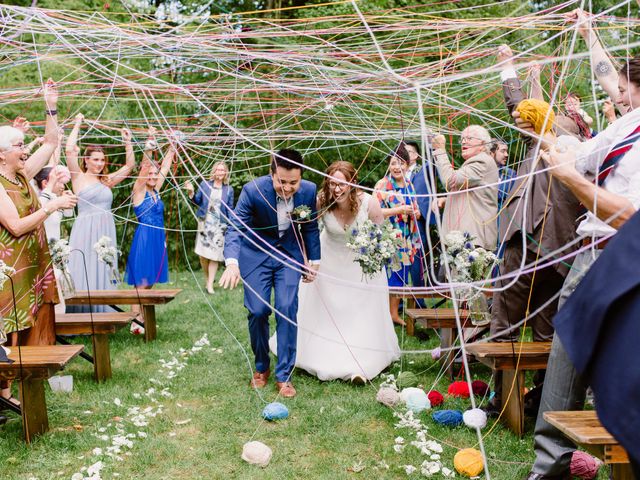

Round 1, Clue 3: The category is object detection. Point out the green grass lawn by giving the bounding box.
[0,271,608,479]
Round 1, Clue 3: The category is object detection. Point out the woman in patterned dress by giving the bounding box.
[0,80,78,405]
[185,162,234,294]
[375,144,421,326]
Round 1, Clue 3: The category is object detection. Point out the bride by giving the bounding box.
[270,161,400,382]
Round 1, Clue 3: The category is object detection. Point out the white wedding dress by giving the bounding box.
[269,193,401,381]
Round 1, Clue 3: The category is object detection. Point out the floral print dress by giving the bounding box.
[0,173,58,334]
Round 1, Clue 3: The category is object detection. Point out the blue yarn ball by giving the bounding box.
[262,402,289,421]
[432,409,463,427]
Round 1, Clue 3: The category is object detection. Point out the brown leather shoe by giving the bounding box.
[250,369,270,389]
[275,381,296,398]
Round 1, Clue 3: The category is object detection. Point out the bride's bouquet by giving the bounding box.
[440,231,499,325]
[346,220,403,279]
[94,236,121,285]
[49,239,75,297]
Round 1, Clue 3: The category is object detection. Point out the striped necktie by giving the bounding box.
[597,124,640,186]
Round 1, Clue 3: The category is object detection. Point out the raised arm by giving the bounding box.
[24,79,60,180]
[106,128,136,187]
[528,64,544,101]
[132,158,151,206]
[566,9,627,114]
[155,144,176,192]
[65,113,84,177]
[431,135,484,191]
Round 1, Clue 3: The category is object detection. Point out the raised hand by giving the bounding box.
[603,99,617,123]
[13,117,30,133]
[431,134,446,150]
[564,8,592,37]
[43,78,58,109]
[121,128,132,143]
[496,44,514,66]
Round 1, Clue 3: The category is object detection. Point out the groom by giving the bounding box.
[219,149,321,397]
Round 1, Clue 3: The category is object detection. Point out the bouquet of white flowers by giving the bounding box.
[346,220,404,279]
[94,236,121,285]
[49,239,76,297]
[440,231,499,326]
[0,260,16,348]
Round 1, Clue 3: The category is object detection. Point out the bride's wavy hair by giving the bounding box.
[318,161,359,215]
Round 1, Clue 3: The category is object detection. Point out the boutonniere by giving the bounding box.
[291,205,312,221]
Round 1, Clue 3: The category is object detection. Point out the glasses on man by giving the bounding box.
[8,142,25,151]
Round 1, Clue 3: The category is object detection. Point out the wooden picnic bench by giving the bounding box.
[65,289,182,342]
[544,410,632,479]
[56,312,138,382]
[0,345,83,443]
[466,341,551,436]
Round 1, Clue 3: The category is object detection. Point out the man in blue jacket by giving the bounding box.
[220,149,321,398]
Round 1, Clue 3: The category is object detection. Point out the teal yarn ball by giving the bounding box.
[432,409,463,427]
[262,402,289,421]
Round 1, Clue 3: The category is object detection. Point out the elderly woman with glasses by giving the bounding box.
[431,126,499,250]
[0,80,78,408]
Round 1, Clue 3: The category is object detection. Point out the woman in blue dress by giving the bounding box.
[125,130,175,289]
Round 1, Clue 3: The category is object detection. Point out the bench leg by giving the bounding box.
[611,464,634,480]
[18,377,48,443]
[440,328,455,380]
[406,317,415,337]
[501,369,525,437]
[92,334,112,382]
[142,305,157,342]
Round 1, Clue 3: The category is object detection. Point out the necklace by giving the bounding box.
[0,170,19,185]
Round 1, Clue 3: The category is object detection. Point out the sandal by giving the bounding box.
[0,389,20,408]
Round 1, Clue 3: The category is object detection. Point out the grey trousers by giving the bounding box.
[532,249,601,475]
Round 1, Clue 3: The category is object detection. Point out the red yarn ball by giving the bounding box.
[448,381,470,398]
[570,451,602,479]
[471,380,490,397]
[427,390,444,407]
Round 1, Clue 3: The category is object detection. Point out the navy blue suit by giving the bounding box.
[224,175,321,382]
[554,210,640,469]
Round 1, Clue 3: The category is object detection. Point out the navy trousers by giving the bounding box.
[243,256,300,382]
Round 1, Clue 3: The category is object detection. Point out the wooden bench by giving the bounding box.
[56,312,137,382]
[466,341,551,436]
[544,411,632,479]
[0,345,83,443]
[65,289,182,342]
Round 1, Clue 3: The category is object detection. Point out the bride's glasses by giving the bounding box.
[328,180,348,190]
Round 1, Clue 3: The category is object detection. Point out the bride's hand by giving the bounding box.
[302,263,319,283]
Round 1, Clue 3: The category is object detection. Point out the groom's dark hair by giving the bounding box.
[271,149,304,174]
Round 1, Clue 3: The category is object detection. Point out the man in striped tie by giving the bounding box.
[516,57,640,480]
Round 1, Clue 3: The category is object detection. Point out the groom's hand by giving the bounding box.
[302,263,319,283]
[219,264,241,289]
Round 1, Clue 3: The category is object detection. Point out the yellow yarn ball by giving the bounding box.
[454,448,484,477]
[516,98,556,135]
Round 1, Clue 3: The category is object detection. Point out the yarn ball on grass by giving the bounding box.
[376,387,401,407]
[515,98,556,135]
[570,450,602,479]
[403,389,431,414]
[427,390,444,407]
[463,408,487,429]
[396,371,419,388]
[400,387,423,403]
[448,381,470,398]
[241,441,273,467]
[432,409,463,427]
[454,448,484,477]
[471,380,490,397]
[262,402,289,421]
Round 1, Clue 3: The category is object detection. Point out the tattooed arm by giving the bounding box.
[566,9,627,115]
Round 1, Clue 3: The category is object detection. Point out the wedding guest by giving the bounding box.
[431,126,499,250]
[125,128,175,291]
[220,149,321,398]
[375,144,420,326]
[518,55,640,480]
[0,80,77,405]
[34,165,73,242]
[185,161,234,294]
[490,139,516,211]
[65,114,136,313]
[271,161,400,383]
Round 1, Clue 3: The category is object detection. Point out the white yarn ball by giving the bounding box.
[463,408,487,429]
[399,387,423,403]
[400,388,430,413]
[241,441,272,467]
[376,387,400,407]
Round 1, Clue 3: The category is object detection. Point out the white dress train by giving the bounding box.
[269,193,401,381]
